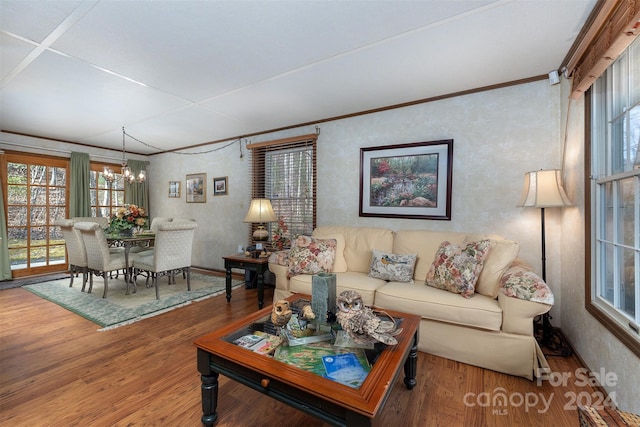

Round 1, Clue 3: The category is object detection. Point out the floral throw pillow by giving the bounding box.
[287,236,337,277]
[369,250,417,282]
[500,266,554,305]
[425,240,491,298]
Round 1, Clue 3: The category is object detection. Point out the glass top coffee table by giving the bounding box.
[194,293,420,426]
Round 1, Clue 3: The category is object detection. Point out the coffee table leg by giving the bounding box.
[225,264,232,303]
[403,334,418,390]
[198,348,219,426]
[200,372,219,426]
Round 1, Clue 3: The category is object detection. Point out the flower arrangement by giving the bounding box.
[271,216,290,251]
[106,204,148,234]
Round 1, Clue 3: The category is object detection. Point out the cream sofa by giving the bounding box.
[269,225,553,380]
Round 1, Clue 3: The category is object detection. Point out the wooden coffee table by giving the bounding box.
[194,294,420,426]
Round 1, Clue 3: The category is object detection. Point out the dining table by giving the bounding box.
[105,232,155,291]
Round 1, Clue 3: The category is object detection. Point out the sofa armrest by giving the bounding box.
[268,251,290,294]
[498,262,553,335]
[269,263,290,293]
[499,293,551,335]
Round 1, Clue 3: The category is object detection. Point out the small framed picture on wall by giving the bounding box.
[186,173,206,203]
[169,181,180,198]
[213,176,228,196]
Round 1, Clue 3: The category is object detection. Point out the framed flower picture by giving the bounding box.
[360,139,453,220]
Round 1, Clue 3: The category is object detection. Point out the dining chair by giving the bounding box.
[133,221,197,299]
[71,216,109,229]
[74,221,138,298]
[54,219,89,290]
[150,217,172,232]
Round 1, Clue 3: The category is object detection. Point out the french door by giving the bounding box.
[3,152,68,278]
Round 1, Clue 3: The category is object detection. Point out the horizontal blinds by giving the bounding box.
[247,135,317,244]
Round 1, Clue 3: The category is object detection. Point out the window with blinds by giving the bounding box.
[247,134,317,245]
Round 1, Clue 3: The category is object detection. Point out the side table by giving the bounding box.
[222,255,270,309]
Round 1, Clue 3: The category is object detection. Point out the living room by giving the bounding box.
[1,1,639,425]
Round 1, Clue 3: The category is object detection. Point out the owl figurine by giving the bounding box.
[271,299,293,328]
[300,304,315,321]
[336,290,402,345]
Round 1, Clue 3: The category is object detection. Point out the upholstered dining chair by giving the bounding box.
[149,217,172,232]
[170,217,197,224]
[71,216,109,229]
[54,219,89,290]
[74,221,137,298]
[133,221,197,299]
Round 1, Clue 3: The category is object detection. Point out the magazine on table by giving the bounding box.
[233,331,282,355]
[322,353,369,388]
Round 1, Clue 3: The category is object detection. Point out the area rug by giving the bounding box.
[23,272,243,331]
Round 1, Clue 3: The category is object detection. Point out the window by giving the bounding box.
[3,152,68,277]
[588,37,640,355]
[247,135,317,245]
[90,162,125,217]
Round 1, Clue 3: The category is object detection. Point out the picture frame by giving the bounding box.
[168,181,181,198]
[213,176,228,196]
[186,173,207,203]
[359,139,453,220]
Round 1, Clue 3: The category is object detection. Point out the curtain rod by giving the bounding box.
[0,140,122,162]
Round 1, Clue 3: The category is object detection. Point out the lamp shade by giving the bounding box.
[243,199,277,223]
[517,169,572,208]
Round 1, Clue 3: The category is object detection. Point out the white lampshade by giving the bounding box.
[243,199,277,223]
[517,170,572,208]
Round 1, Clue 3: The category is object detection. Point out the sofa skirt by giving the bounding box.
[418,318,550,380]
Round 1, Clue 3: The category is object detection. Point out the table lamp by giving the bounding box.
[244,198,277,241]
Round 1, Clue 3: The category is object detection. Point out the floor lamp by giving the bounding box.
[518,169,573,356]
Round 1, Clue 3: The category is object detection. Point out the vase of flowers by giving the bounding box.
[105,204,149,235]
[271,216,290,251]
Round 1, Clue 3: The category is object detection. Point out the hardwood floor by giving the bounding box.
[0,280,600,426]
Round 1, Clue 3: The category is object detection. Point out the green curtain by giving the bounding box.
[0,180,11,281]
[69,152,91,217]
[125,159,150,211]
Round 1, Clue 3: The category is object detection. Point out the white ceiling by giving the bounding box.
[0,0,596,155]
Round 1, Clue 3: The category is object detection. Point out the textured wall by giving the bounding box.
[150,79,566,316]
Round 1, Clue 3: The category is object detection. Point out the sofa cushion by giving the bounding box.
[392,230,469,281]
[289,272,386,307]
[368,249,417,282]
[314,226,393,274]
[375,281,502,331]
[287,236,337,276]
[425,240,491,298]
[465,238,520,298]
[311,231,347,273]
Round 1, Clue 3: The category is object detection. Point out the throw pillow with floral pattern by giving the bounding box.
[500,266,554,305]
[425,240,491,298]
[287,236,337,277]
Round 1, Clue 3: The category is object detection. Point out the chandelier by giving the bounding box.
[103,126,147,184]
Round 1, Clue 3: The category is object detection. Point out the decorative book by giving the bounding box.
[322,353,369,388]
